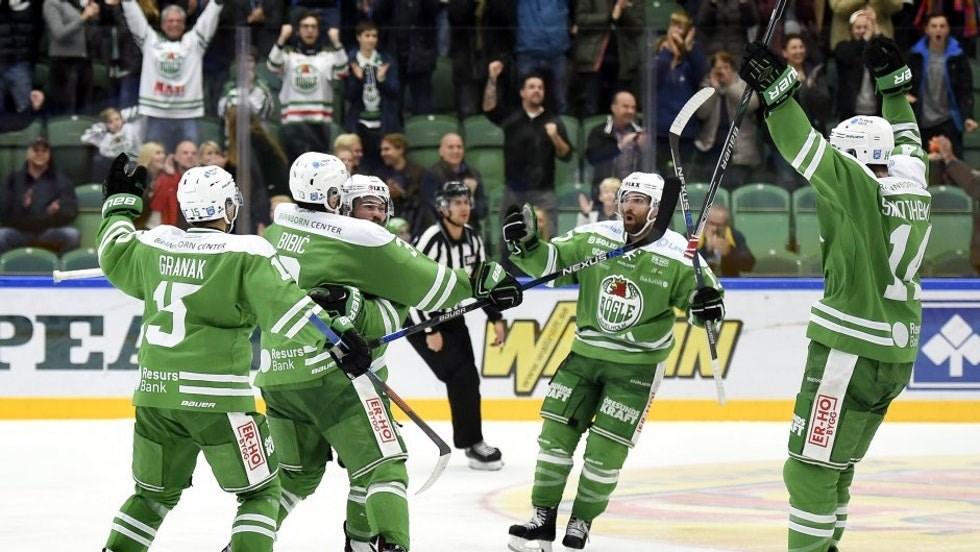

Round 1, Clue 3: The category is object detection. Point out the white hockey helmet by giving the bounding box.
[342,175,393,224]
[617,171,664,237]
[829,116,894,166]
[177,165,242,228]
[288,152,348,213]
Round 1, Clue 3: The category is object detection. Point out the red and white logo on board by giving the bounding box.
[808,394,839,448]
[236,420,266,471]
[366,398,397,443]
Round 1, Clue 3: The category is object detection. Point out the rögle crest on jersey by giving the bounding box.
[597,275,643,332]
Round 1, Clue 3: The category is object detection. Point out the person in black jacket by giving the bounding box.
[909,13,977,158]
[584,90,644,187]
[372,0,441,115]
[0,137,80,254]
[833,9,881,121]
[447,0,487,119]
[408,181,506,471]
[421,132,489,231]
[0,0,42,115]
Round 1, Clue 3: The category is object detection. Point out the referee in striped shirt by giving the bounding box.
[408,181,506,470]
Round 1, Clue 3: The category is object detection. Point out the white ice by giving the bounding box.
[3,420,980,551]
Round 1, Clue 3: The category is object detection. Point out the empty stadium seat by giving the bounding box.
[48,115,99,182]
[405,115,459,149]
[749,249,802,276]
[560,115,581,151]
[74,183,104,249]
[408,147,440,170]
[731,183,791,256]
[61,247,100,271]
[431,57,455,114]
[554,151,581,196]
[462,115,503,148]
[0,247,59,275]
[466,148,505,190]
[925,185,972,264]
[792,186,821,262]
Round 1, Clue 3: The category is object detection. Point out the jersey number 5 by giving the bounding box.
[884,224,932,302]
[145,281,203,347]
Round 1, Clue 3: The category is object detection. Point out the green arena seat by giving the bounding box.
[408,147,441,170]
[731,183,792,256]
[554,151,581,196]
[792,185,821,261]
[74,183,104,249]
[560,115,581,151]
[926,249,974,277]
[466,148,505,190]
[557,210,579,235]
[61,247,100,271]
[924,185,972,264]
[431,57,455,114]
[462,115,503,148]
[748,249,802,276]
[47,115,98,182]
[0,247,60,275]
[404,115,459,149]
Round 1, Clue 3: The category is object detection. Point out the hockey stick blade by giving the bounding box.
[53,268,105,283]
[367,177,681,349]
[307,315,452,494]
[669,87,715,138]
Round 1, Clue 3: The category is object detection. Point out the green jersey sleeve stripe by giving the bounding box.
[892,122,919,134]
[271,296,314,334]
[111,523,152,547]
[285,305,323,339]
[791,129,819,170]
[376,299,398,335]
[895,130,921,145]
[177,385,255,396]
[116,513,157,537]
[802,137,828,181]
[812,300,891,331]
[98,221,134,260]
[808,314,894,346]
[179,371,250,383]
[430,269,459,310]
[417,263,449,311]
[790,507,837,524]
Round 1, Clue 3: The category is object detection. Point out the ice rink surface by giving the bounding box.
[4,419,980,551]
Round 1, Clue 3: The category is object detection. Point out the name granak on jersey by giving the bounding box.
[158,255,207,279]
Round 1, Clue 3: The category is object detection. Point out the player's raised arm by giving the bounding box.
[503,203,579,286]
[865,36,929,169]
[97,154,148,299]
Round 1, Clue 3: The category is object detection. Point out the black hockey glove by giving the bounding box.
[102,153,147,219]
[502,203,539,256]
[327,318,373,378]
[308,283,364,321]
[688,287,725,327]
[740,41,799,110]
[864,36,911,96]
[471,261,523,311]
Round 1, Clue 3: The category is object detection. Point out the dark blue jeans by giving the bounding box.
[0,226,81,255]
[0,62,32,113]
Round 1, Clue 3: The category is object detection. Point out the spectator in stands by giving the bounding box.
[334,132,364,174]
[133,140,164,228]
[345,20,400,174]
[104,0,146,109]
[572,0,645,117]
[928,135,980,274]
[377,133,429,237]
[218,47,274,124]
[829,0,902,49]
[514,0,571,114]
[373,0,441,115]
[421,132,489,231]
[698,204,755,276]
[43,0,99,115]
[694,50,761,188]
[909,13,976,158]
[0,0,40,116]
[912,0,979,53]
[695,0,759,64]
[585,90,644,186]
[197,140,226,167]
[268,14,348,163]
[654,10,708,174]
[447,0,488,119]
[483,61,572,239]
[108,0,223,153]
[0,137,80,255]
[245,0,284,56]
[81,107,144,182]
[834,8,881,121]
[150,139,197,228]
[576,176,620,226]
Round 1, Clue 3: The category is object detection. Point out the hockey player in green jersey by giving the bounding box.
[503,172,725,551]
[97,154,372,552]
[257,153,524,552]
[740,36,932,552]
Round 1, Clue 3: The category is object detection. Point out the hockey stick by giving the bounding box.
[365,176,682,349]
[53,268,104,283]
[307,314,451,495]
[691,0,790,242]
[668,87,727,405]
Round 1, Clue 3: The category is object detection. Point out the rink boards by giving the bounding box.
[1,277,978,421]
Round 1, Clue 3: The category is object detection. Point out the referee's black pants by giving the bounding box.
[407,318,484,449]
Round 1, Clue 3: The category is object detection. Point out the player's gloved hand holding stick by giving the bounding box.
[308,285,373,378]
[739,42,800,112]
[689,287,725,327]
[471,260,523,310]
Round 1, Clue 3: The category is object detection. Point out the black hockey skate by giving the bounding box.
[561,516,591,549]
[344,521,378,552]
[465,441,503,471]
[508,506,557,552]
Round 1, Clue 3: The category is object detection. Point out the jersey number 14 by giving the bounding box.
[884,224,932,302]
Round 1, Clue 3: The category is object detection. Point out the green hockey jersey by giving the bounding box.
[766,93,931,363]
[256,204,476,387]
[97,213,332,413]
[511,222,721,365]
